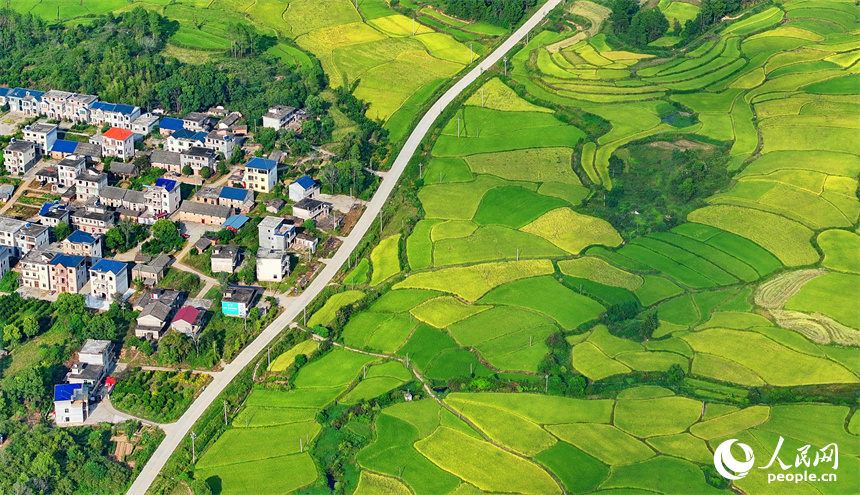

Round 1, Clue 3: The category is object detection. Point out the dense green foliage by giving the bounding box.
[140,219,184,256]
[431,0,538,27]
[105,220,149,254]
[111,370,208,423]
[0,7,327,129]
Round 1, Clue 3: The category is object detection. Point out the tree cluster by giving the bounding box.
[106,219,149,253]
[431,0,538,27]
[140,219,184,255]
[609,0,668,45]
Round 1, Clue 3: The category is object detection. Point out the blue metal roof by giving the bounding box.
[246,157,276,171]
[54,383,82,401]
[159,117,184,131]
[49,254,85,268]
[0,87,11,97]
[293,175,315,190]
[155,178,178,192]
[222,214,250,230]
[9,88,43,99]
[170,129,207,142]
[67,230,96,244]
[219,186,248,201]
[91,258,127,275]
[92,101,138,115]
[38,202,64,216]
[51,139,78,154]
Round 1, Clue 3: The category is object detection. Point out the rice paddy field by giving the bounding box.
[13,0,504,135]
[175,0,860,492]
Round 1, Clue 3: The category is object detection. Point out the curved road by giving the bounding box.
[127,1,561,493]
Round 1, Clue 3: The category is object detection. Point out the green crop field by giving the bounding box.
[410,296,489,329]
[269,340,320,372]
[343,258,371,285]
[307,290,364,327]
[370,235,402,286]
[479,276,604,330]
[368,289,439,313]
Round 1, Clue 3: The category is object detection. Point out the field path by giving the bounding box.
[126,1,563,493]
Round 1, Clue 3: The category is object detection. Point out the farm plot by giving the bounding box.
[465,148,580,184]
[370,235,401,286]
[558,257,643,291]
[269,340,320,372]
[785,272,860,329]
[479,276,605,330]
[521,208,622,254]
[433,225,567,266]
[818,230,860,274]
[307,290,364,327]
[393,260,554,301]
[465,78,553,113]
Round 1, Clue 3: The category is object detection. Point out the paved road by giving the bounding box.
[126,2,560,493]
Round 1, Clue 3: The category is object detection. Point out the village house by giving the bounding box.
[40,90,98,123]
[182,112,215,132]
[6,88,44,116]
[150,150,182,173]
[0,184,13,202]
[63,230,103,260]
[48,254,88,294]
[0,246,11,280]
[11,221,51,256]
[66,339,114,386]
[19,250,57,291]
[131,113,160,135]
[265,198,286,213]
[74,168,108,200]
[166,129,207,153]
[170,306,205,337]
[256,248,290,282]
[144,178,181,217]
[211,245,240,273]
[72,142,102,162]
[218,112,242,130]
[54,383,89,425]
[48,139,80,160]
[109,161,138,179]
[288,175,319,202]
[157,117,184,136]
[244,157,278,193]
[293,233,319,253]
[3,140,38,174]
[71,206,115,234]
[131,253,172,287]
[292,198,332,221]
[193,186,221,205]
[258,216,296,251]
[176,201,232,225]
[57,155,87,188]
[38,202,70,228]
[35,167,58,187]
[89,258,129,299]
[221,286,256,317]
[101,127,135,161]
[204,130,240,160]
[90,102,141,130]
[218,186,254,212]
[99,186,146,214]
[180,147,217,175]
[134,289,183,339]
[262,105,298,130]
[23,123,57,155]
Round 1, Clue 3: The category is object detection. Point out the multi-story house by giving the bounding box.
[204,130,240,160]
[3,140,37,174]
[71,206,114,235]
[179,147,217,175]
[221,286,256,317]
[6,88,44,116]
[243,157,277,193]
[101,127,135,161]
[57,155,86,188]
[54,383,90,425]
[144,178,181,217]
[40,90,98,123]
[63,230,103,260]
[157,117,184,136]
[0,246,11,280]
[19,250,57,291]
[89,258,129,299]
[49,254,88,294]
[211,245,240,273]
[166,129,207,153]
[256,248,290,282]
[182,112,215,132]
[292,198,332,221]
[131,113,159,135]
[258,216,295,251]
[15,222,50,256]
[38,202,70,227]
[289,176,319,202]
[74,169,108,200]
[90,102,141,130]
[23,123,57,155]
[262,105,298,130]
[150,150,182,174]
[218,186,254,212]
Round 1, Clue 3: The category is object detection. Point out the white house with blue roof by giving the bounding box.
[90,101,141,130]
[167,129,208,153]
[54,383,90,425]
[63,230,103,259]
[89,258,129,299]
[157,117,185,136]
[244,157,278,193]
[289,175,319,202]
[144,178,181,218]
[6,88,44,116]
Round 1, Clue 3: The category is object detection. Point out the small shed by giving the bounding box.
[222,214,250,231]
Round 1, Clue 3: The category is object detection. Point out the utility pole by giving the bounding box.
[363,365,366,379]
[406,353,409,368]
[267,346,271,369]
[418,162,423,178]
[457,118,460,138]
[412,17,415,36]
[503,56,508,76]
[481,87,484,107]
[223,400,228,425]
[545,375,549,393]
[516,248,519,261]
[190,432,197,464]
[300,436,303,453]
[469,43,473,63]
[439,171,442,184]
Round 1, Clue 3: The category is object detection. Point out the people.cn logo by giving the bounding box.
[714,439,756,480]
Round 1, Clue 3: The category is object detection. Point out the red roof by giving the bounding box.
[172,306,201,324]
[105,376,117,386]
[103,127,133,141]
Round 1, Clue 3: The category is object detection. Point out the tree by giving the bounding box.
[22,315,38,339]
[627,8,669,45]
[182,165,193,175]
[3,324,21,345]
[159,331,191,365]
[190,479,213,495]
[255,127,277,151]
[609,0,639,34]
[54,221,71,241]
[200,167,211,179]
[668,363,685,385]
